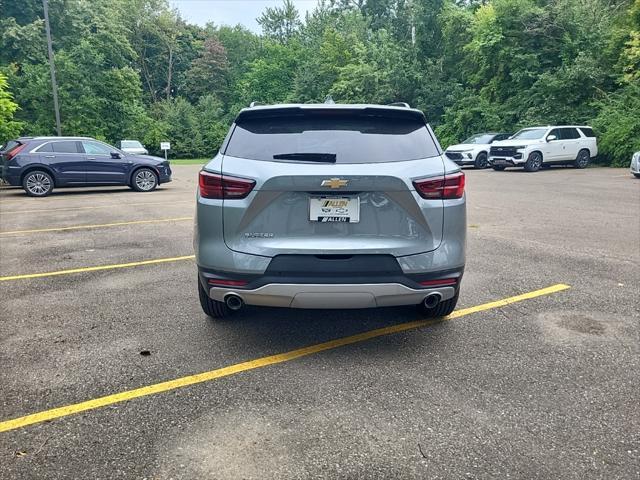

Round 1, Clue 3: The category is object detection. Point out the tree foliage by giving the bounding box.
[0,72,23,141]
[257,0,301,43]
[0,0,637,164]
[184,37,228,102]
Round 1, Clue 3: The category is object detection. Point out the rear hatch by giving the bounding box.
[218,106,446,257]
[0,140,23,180]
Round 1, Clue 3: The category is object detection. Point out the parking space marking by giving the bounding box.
[0,217,192,236]
[0,283,570,433]
[0,200,193,215]
[0,255,195,282]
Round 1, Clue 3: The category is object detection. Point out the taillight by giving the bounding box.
[199,171,255,199]
[413,171,465,199]
[5,143,26,161]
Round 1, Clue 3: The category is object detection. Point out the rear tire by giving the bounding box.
[634,173,640,178]
[524,152,543,172]
[418,291,459,317]
[574,149,590,169]
[23,170,54,197]
[198,277,232,319]
[474,152,489,169]
[492,165,506,171]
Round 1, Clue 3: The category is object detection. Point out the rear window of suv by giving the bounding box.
[224,112,440,163]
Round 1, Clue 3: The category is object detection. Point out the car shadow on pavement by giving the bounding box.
[0,186,172,199]
[494,165,579,173]
[47,187,173,196]
[199,305,449,358]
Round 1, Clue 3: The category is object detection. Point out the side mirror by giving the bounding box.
[110,151,121,159]
[546,135,557,142]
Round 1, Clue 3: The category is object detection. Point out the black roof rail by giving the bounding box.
[387,102,410,108]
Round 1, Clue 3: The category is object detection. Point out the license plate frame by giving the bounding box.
[309,196,360,223]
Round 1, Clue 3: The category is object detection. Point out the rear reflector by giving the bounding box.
[207,278,249,287]
[5,143,26,161]
[419,278,458,287]
[199,171,255,199]
[413,171,465,199]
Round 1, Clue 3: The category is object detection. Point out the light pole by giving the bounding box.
[42,0,61,136]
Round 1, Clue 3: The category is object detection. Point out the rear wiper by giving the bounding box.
[272,152,336,163]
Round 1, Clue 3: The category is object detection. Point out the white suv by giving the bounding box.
[489,126,597,172]
[631,151,640,178]
[444,132,512,169]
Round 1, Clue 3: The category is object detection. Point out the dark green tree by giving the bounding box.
[0,72,23,143]
[257,0,302,43]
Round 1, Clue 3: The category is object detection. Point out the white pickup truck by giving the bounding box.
[489,126,598,172]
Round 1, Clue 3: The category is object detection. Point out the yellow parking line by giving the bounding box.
[0,255,195,282]
[0,200,193,215]
[0,283,570,433]
[0,217,192,236]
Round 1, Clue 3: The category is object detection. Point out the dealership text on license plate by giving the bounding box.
[309,196,360,223]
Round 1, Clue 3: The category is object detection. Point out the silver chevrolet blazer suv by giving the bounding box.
[194,103,466,318]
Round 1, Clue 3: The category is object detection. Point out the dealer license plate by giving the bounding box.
[309,196,360,223]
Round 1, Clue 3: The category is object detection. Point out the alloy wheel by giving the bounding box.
[26,173,51,195]
[135,170,157,191]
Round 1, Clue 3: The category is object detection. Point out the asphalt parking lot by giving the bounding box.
[0,166,638,479]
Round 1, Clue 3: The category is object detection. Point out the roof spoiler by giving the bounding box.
[236,105,426,123]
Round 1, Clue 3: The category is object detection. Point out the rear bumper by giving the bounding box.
[206,282,457,309]
[198,259,463,309]
[1,165,21,185]
[2,174,20,186]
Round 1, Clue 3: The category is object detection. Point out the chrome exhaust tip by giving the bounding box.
[423,293,442,309]
[225,294,244,311]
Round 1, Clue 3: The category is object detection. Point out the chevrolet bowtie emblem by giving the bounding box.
[321,178,349,188]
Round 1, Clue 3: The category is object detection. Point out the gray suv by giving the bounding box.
[195,103,466,318]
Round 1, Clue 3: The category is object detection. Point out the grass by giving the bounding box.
[169,158,210,165]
